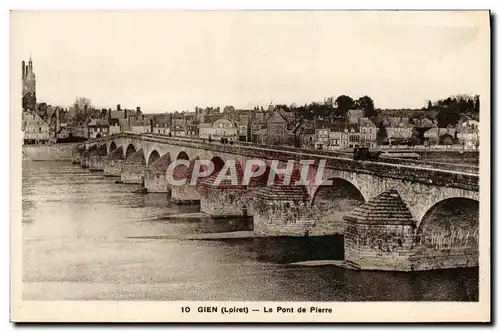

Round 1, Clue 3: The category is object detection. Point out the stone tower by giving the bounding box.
[22,55,37,111]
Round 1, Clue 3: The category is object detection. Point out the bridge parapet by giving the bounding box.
[86,133,479,192]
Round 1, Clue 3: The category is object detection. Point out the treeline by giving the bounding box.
[274,95,375,121]
[428,94,480,128]
[428,94,479,113]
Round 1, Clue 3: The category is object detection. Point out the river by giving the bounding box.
[22,161,478,301]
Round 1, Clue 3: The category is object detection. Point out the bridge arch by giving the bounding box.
[410,188,479,226]
[108,141,118,155]
[211,156,225,173]
[309,177,367,232]
[309,173,368,203]
[415,197,479,251]
[175,151,189,161]
[147,150,161,165]
[125,143,137,159]
[311,177,367,204]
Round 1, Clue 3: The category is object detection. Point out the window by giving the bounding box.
[39,127,41,132]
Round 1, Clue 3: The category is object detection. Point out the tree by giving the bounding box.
[223,105,235,114]
[73,97,92,113]
[324,96,335,108]
[427,100,432,109]
[275,104,291,112]
[437,109,460,128]
[356,96,375,118]
[71,97,92,124]
[473,95,480,113]
[376,125,388,144]
[335,95,354,117]
[410,128,422,145]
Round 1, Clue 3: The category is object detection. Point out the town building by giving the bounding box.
[22,111,49,144]
[458,117,479,130]
[358,117,377,147]
[152,124,170,135]
[186,123,199,137]
[195,106,221,123]
[150,113,171,135]
[209,118,238,141]
[130,117,152,134]
[70,121,89,139]
[87,118,110,139]
[170,124,187,136]
[255,111,289,146]
[199,122,214,139]
[457,122,480,149]
[237,118,250,142]
[56,123,70,141]
[108,109,125,135]
[299,128,316,149]
[109,122,121,135]
[383,116,413,141]
[152,116,170,135]
[423,127,457,145]
[249,110,267,142]
[314,122,362,150]
[347,109,364,124]
[413,117,437,128]
[315,127,330,150]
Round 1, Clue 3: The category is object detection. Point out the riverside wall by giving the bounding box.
[22,143,77,161]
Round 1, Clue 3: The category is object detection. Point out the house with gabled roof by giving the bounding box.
[87,118,110,139]
[256,111,290,146]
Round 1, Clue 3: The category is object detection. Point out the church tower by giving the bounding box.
[22,55,37,111]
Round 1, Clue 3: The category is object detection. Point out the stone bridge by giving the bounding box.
[75,132,480,272]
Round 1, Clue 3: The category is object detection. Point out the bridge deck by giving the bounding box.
[83,133,479,191]
[141,133,479,174]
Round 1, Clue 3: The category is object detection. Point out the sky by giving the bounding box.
[11,11,489,113]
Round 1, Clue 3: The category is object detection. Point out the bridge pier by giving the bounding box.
[170,183,200,204]
[103,147,124,176]
[89,146,107,171]
[144,154,171,193]
[343,189,479,271]
[251,183,314,236]
[72,147,83,165]
[343,190,416,271]
[121,149,146,184]
[198,173,250,217]
[80,150,90,168]
[168,159,200,204]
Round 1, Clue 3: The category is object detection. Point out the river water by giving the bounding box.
[22,161,478,301]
